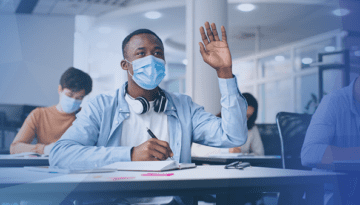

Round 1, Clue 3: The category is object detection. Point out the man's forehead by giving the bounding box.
[127,33,163,48]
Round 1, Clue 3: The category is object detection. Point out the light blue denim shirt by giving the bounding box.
[50,77,248,169]
[301,77,360,167]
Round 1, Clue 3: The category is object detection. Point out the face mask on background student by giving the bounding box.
[126,55,166,90]
[60,92,82,114]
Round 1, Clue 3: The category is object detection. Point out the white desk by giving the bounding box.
[192,155,283,168]
[0,165,341,205]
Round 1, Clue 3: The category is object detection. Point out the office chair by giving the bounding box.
[276,112,313,205]
[0,104,39,154]
[276,112,312,170]
[256,123,283,168]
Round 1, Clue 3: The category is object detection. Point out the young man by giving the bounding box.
[10,67,92,155]
[302,76,360,165]
[301,76,360,204]
[50,22,248,169]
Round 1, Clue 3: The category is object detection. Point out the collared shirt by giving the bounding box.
[301,77,360,167]
[50,77,248,169]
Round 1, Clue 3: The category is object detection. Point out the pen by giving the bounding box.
[236,162,251,169]
[146,127,174,160]
[146,127,157,139]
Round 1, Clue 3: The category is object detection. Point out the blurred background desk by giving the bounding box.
[0,156,49,167]
[192,155,283,168]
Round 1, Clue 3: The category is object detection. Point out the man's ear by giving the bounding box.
[120,60,128,71]
[58,85,62,94]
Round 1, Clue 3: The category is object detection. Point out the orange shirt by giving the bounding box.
[10,106,75,154]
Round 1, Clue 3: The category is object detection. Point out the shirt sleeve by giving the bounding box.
[50,97,133,170]
[249,126,264,156]
[301,95,336,167]
[191,76,248,148]
[10,109,40,154]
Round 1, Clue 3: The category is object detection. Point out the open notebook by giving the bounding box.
[102,160,196,172]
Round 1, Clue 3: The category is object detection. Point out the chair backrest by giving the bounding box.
[276,112,312,170]
[0,112,5,127]
[256,124,281,156]
[0,104,39,128]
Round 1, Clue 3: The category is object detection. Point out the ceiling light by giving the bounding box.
[275,56,285,62]
[98,27,112,34]
[324,46,336,52]
[237,4,256,12]
[182,59,188,65]
[144,11,162,19]
[332,8,350,17]
[302,58,313,64]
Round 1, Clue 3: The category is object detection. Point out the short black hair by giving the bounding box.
[243,93,258,130]
[122,29,163,58]
[60,67,92,95]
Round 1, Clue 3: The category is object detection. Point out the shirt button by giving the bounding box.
[172,107,174,109]
[115,121,119,125]
[119,108,122,111]
[126,114,129,116]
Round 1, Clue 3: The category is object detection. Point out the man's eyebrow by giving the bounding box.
[134,47,146,50]
[154,46,163,50]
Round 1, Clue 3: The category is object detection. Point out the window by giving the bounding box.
[232,30,345,123]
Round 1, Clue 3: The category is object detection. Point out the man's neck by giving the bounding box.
[56,103,67,113]
[127,80,158,102]
[353,77,360,103]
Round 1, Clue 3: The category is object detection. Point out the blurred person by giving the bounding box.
[218,93,264,156]
[301,76,360,204]
[10,67,93,155]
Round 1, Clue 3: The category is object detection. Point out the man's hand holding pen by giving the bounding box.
[130,128,174,161]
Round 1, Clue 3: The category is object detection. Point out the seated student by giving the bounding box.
[10,67,92,155]
[301,76,360,204]
[50,22,247,204]
[191,93,264,157]
[50,22,247,168]
[224,93,264,156]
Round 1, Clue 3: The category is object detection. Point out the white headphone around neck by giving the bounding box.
[124,84,167,115]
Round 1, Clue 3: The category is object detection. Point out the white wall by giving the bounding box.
[73,15,128,100]
[0,14,75,106]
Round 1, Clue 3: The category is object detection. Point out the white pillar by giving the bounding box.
[73,15,95,73]
[185,0,228,115]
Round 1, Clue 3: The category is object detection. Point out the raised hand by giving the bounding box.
[199,22,233,79]
[131,138,174,161]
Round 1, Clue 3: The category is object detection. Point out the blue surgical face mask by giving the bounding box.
[60,92,82,114]
[126,55,166,90]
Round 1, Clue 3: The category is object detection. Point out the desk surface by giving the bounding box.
[0,165,339,193]
[0,165,343,204]
[192,155,282,168]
